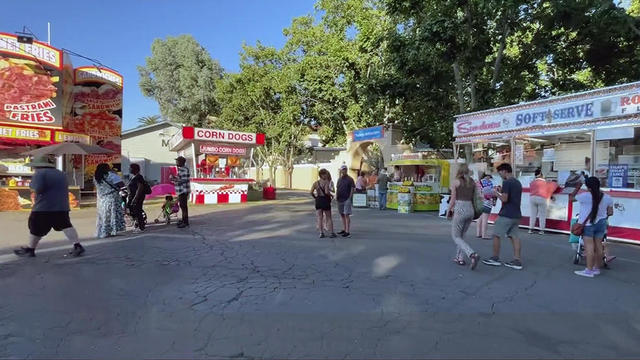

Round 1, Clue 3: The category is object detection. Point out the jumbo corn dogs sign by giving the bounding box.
[0,33,64,128]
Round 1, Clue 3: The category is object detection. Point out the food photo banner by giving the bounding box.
[0,33,65,128]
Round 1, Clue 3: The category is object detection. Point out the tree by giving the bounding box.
[137,115,161,126]
[383,0,640,147]
[214,43,308,188]
[138,35,224,126]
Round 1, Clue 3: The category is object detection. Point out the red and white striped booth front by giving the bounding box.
[190,179,253,204]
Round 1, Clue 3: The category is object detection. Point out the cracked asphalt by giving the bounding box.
[1,191,640,359]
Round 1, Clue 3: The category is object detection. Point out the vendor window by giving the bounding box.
[458,141,511,180]
[595,126,640,189]
[514,132,592,188]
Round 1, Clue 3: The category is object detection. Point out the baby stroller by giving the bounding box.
[119,188,147,228]
[154,195,180,225]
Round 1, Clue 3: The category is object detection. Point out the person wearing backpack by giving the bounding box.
[127,163,148,232]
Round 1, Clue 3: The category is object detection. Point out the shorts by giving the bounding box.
[482,206,492,214]
[29,211,73,237]
[338,200,352,215]
[493,216,520,239]
[583,218,607,239]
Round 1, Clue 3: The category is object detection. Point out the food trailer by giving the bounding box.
[169,126,264,204]
[386,154,450,212]
[0,32,98,211]
[453,81,640,243]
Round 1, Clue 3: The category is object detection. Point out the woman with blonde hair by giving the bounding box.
[311,169,337,238]
[447,164,480,270]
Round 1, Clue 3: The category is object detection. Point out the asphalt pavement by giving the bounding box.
[1,191,639,359]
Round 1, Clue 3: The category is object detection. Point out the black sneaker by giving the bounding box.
[14,247,35,258]
[503,259,523,270]
[342,232,351,238]
[482,256,502,266]
[68,243,85,257]
[337,230,346,235]
[319,233,326,238]
[177,222,189,229]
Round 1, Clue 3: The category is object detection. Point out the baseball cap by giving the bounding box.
[340,165,348,170]
[175,156,186,162]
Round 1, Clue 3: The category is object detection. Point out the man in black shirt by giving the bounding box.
[127,163,146,232]
[482,163,523,270]
[336,165,355,237]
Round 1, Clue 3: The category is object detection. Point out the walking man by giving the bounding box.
[127,163,147,232]
[377,169,389,210]
[336,165,355,237]
[482,163,524,270]
[172,156,191,228]
[14,156,85,258]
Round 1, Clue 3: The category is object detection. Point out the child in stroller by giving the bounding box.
[155,195,180,224]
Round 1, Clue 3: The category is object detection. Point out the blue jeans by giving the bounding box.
[378,192,387,210]
[583,218,607,239]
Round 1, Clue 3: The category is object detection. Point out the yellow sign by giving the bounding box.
[54,131,91,144]
[0,33,62,69]
[0,125,51,141]
[74,66,123,88]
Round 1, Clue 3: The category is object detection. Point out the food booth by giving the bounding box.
[386,154,450,212]
[168,126,264,204]
[0,33,96,211]
[453,81,640,243]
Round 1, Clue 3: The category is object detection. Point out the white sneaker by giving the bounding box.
[539,231,545,235]
[592,268,601,276]
[133,228,145,233]
[574,269,595,278]
[528,230,534,234]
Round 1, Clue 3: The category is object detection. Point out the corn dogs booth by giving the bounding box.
[453,81,640,244]
[386,154,450,212]
[169,126,264,204]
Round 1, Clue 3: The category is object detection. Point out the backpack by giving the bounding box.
[141,179,152,195]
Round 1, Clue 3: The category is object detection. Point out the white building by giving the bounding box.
[121,122,181,183]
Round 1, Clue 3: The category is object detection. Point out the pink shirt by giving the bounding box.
[529,178,558,199]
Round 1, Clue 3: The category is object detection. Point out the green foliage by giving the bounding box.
[137,115,161,126]
[138,35,224,126]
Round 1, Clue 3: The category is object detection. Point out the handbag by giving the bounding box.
[571,219,586,236]
[472,184,484,220]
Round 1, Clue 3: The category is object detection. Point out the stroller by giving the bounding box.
[153,195,180,225]
[570,217,611,268]
[119,188,147,228]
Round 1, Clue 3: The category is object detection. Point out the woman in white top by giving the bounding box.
[570,177,613,278]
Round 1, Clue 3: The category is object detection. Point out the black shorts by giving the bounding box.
[29,211,73,237]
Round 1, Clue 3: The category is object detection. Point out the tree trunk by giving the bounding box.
[490,24,510,90]
[452,60,465,114]
[469,69,477,110]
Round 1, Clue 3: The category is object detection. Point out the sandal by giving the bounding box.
[452,258,466,266]
[469,253,480,270]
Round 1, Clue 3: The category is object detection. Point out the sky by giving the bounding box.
[2,0,317,130]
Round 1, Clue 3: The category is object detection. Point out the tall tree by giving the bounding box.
[138,35,224,126]
[384,0,640,147]
[214,43,308,188]
[137,115,161,126]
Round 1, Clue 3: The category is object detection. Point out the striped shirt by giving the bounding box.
[175,166,191,195]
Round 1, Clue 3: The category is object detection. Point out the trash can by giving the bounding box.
[263,186,276,200]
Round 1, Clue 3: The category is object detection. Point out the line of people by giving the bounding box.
[448,162,614,278]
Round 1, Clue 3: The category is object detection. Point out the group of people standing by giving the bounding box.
[13,155,193,259]
[447,162,614,278]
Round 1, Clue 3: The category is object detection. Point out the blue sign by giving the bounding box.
[352,126,384,142]
[608,164,628,188]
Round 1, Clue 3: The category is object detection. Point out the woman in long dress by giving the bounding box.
[94,163,126,238]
